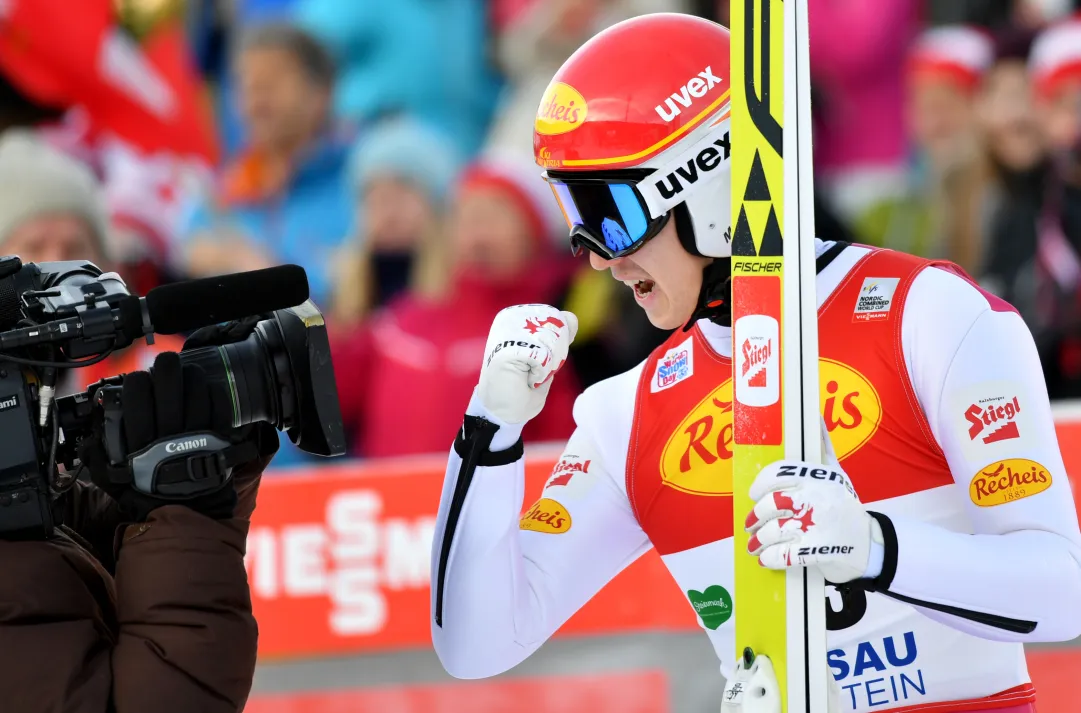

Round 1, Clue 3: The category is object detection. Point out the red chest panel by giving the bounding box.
[626,249,955,556]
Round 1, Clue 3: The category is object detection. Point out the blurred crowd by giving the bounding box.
[1,0,1080,468]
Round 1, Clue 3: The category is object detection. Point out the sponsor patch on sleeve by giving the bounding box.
[969,458,1051,506]
[651,337,694,393]
[852,277,900,322]
[544,454,598,500]
[520,498,572,533]
[949,381,1032,462]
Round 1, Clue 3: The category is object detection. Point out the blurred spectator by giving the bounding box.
[856,26,993,272]
[975,28,1047,303]
[978,18,1081,398]
[293,0,501,157]
[0,130,185,394]
[1029,15,1081,152]
[332,155,578,459]
[808,0,921,224]
[175,23,352,308]
[483,0,685,162]
[330,117,464,328]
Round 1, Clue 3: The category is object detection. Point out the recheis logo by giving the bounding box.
[655,66,723,122]
[852,277,900,322]
[519,498,572,533]
[535,82,588,135]
[969,458,1051,506]
[686,584,732,630]
[651,337,694,393]
[818,359,882,461]
[659,360,881,496]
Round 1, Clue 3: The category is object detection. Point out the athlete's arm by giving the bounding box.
[431,380,651,679]
[870,265,1081,642]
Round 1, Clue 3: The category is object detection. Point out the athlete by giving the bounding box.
[430,14,1081,713]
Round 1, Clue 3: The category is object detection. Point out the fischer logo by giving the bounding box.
[165,436,208,453]
[244,489,436,637]
[0,394,17,412]
[655,66,723,122]
[965,395,1021,444]
[651,337,694,392]
[653,132,731,200]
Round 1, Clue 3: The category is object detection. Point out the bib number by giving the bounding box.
[825,583,867,631]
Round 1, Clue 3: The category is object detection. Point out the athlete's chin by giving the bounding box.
[641,300,685,331]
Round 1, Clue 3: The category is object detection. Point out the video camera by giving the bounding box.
[0,256,345,540]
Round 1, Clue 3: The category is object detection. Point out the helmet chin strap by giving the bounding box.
[674,203,731,331]
[681,257,731,332]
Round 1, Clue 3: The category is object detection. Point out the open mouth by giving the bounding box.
[631,279,655,299]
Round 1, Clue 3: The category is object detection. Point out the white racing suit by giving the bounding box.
[431,241,1081,713]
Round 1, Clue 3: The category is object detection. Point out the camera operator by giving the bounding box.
[0,132,289,711]
[0,130,186,394]
[0,330,279,713]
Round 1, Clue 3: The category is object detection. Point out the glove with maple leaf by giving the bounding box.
[469,304,578,443]
[745,459,887,584]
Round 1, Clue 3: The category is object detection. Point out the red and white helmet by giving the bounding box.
[534,13,732,260]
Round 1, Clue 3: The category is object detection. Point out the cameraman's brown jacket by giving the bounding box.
[0,453,272,713]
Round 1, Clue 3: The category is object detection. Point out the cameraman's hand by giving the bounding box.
[475,304,578,426]
[78,347,272,523]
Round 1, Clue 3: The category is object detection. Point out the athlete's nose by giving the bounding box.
[589,251,621,271]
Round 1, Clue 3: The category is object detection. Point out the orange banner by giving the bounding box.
[246,670,670,713]
[248,420,1081,660]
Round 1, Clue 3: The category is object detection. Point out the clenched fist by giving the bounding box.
[476,304,578,425]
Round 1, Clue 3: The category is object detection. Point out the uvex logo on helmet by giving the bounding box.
[536,82,588,135]
[654,133,731,200]
[655,66,723,122]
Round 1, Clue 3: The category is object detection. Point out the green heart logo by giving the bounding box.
[687,585,733,630]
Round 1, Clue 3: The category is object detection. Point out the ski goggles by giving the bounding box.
[544,173,671,260]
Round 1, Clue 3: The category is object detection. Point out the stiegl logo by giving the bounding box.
[0,394,18,411]
[165,436,208,454]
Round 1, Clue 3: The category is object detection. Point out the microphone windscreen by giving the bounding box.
[145,265,309,335]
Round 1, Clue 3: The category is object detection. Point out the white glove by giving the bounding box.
[745,460,884,584]
[475,304,578,426]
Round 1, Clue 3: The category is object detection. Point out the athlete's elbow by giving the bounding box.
[432,626,519,680]
[1032,550,1081,642]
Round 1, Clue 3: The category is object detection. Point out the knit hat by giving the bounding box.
[907,25,994,93]
[457,151,567,247]
[0,129,111,258]
[348,116,464,206]
[1030,16,1081,98]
